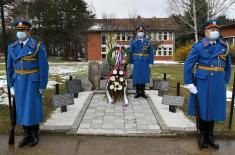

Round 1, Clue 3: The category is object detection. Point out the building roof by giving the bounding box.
[88,18,179,32]
[220,23,235,29]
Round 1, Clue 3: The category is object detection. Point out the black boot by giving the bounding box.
[134,84,141,98]
[29,124,39,147]
[198,132,208,149]
[207,121,219,149]
[140,84,148,98]
[18,126,31,147]
[198,119,208,149]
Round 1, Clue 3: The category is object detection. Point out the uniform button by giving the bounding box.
[211,65,214,67]
[211,73,214,76]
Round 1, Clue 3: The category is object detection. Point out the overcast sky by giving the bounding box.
[85,0,235,19]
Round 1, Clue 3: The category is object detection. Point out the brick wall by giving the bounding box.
[155,56,172,60]
[86,32,174,61]
[87,32,102,61]
[221,28,235,37]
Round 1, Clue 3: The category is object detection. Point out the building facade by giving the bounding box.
[86,18,178,61]
[220,23,235,48]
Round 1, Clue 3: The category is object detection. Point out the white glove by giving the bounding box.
[10,87,15,96]
[184,84,198,94]
[39,89,45,94]
[131,64,133,70]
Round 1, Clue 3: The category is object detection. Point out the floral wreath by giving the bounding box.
[106,45,129,106]
[107,46,130,67]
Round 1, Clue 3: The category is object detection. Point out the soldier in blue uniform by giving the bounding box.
[7,20,49,147]
[184,20,231,149]
[130,26,154,98]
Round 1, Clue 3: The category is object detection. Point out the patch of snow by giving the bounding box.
[154,61,182,64]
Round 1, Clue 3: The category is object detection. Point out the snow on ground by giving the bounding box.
[49,62,88,75]
[0,62,89,105]
[154,61,182,64]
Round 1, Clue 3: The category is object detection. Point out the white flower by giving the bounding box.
[110,85,114,90]
[114,82,119,86]
[119,71,123,75]
[118,85,123,90]
[110,76,115,81]
[119,77,124,82]
[113,70,117,74]
[114,88,117,91]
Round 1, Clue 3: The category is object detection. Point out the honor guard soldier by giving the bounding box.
[7,20,49,147]
[130,26,154,98]
[184,20,232,149]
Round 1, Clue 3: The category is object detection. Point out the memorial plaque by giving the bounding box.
[102,61,111,78]
[162,95,184,106]
[52,93,74,108]
[88,61,102,89]
[153,80,170,91]
[66,79,83,94]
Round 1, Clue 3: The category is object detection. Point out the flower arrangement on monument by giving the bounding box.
[106,45,129,106]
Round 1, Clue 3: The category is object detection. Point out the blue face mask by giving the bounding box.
[137,32,144,38]
[209,31,220,40]
[16,32,27,41]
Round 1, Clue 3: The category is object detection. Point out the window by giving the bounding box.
[127,33,131,41]
[169,48,172,56]
[164,32,168,40]
[102,33,106,45]
[169,32,173,40]
[101,47,106,59]
[132,32,136,39]
[153,32,157,41]
[122,33,126,41]
[102,47,106,53]
[169,51,172,56]
[158,51,162,56]
[117,33,121,41]
[164,48,167,56]
[159,32,162,41]
[102,54,106,59]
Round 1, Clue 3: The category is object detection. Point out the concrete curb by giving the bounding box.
[69,92,94,133]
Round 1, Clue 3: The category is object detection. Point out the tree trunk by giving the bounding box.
[193,0,198,42]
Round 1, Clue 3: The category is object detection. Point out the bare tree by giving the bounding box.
[207,0,235,20]
[167,0,206,42]
[168,0,235,42]
[128,8,138,30]
[101,12,117,50]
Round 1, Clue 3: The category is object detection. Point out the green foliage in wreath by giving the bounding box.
[107,46,130,67]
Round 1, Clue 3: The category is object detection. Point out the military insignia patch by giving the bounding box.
[18,22,23,26]
[203,41,209,47]
[31,42,35,48]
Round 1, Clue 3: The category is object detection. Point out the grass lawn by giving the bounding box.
[152,64,235,136]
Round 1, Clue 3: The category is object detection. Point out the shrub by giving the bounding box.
[174,42,193,62]
[229,46,235,64]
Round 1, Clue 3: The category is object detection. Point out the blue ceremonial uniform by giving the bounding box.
[7,37,49,126]
[130,38,154,84]
[184,37,231,121]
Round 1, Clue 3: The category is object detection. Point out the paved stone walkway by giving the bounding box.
[77,94,161,135]
[41,90,195,135]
